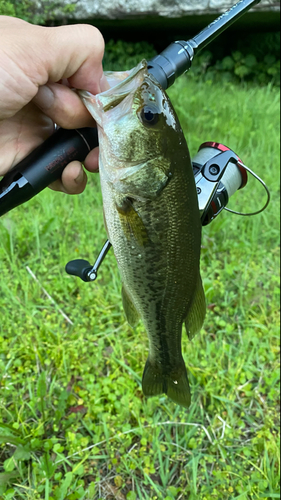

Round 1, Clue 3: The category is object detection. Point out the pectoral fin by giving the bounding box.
[122,285,139,327]
[116,197,149,246]
[115,158,170,200]
[185,275,206,340]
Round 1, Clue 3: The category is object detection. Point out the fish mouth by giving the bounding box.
[80,60,148,118]
[100,61,147,113]
[101,60,147,93]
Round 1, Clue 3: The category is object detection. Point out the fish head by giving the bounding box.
[80,60,185,193]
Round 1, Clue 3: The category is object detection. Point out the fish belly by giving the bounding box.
[101,160,202,408]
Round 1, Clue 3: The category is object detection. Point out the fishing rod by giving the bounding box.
[0,0,263,218]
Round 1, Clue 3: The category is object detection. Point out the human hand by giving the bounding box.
[0,16,105,194]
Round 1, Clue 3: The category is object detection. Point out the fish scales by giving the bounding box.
[80,60,206,408]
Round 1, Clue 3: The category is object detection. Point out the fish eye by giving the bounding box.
[139,105,159,127]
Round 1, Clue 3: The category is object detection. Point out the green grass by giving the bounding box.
[0,76,280,500]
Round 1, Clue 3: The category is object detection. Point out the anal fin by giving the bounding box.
[122,285,139,327]
[185,275,206,340]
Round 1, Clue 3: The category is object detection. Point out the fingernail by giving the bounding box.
[33,85,55,110]
[75,166,85,184]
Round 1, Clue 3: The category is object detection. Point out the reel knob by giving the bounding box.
[65,240,112,283]
[65,259,96,282]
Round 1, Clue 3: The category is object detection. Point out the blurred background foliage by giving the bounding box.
[102,34,280,87]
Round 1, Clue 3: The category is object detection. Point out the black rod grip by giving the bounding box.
[0,127,98,216]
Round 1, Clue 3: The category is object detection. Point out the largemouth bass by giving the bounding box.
[80,60,206,409]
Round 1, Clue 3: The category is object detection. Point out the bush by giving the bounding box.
[103,39,157,72]
[0,0,15,16]
[189,48,280,86]
[102,34,280,86]
[0,0,71,24]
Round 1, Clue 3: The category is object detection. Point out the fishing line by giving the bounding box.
[224,161,271,216]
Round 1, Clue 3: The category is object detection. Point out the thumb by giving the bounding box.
[0,17,105,119]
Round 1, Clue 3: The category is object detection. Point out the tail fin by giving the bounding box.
[142,358,191,409]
